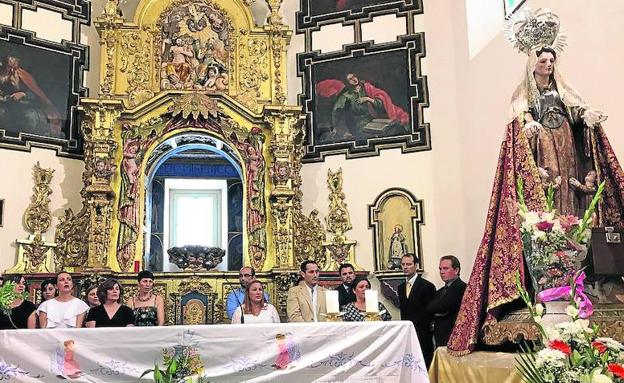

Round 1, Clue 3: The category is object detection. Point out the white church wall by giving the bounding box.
[0,4,93,272]
[284,0,468,285]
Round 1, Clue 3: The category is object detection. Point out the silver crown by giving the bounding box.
[505,8,567,54]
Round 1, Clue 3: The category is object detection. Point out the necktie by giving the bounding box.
[406,281,413,297]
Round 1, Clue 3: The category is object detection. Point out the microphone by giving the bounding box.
[225,278,245,324]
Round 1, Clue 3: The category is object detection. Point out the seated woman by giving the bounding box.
[126,271,164,326]
[231,280,280,324]
[39,279,57,304]
[85,278,135,328]
[342,277,392,322]
[37,272,89,328]
[0,275,36,329]
[84,285,100,309]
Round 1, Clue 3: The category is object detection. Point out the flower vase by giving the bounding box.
[523,237,587,296]
[540,301,570,326]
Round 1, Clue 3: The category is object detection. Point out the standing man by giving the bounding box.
[398,253,436,367]
[226,266,269,319]
[426,256,467,349]
[287,260,328,322]
[336,263,356,310]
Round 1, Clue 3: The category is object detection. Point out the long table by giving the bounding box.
[0,321,429,382]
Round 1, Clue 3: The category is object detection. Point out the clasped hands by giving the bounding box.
[522,108,608,138]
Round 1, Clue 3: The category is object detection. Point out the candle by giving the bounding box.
[326,290,340,313]
[365,290,379,313]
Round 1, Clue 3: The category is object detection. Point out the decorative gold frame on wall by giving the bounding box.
[368,188,424,273]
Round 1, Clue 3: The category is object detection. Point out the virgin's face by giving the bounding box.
[87,289,100,307]
[248,282,264,304]
[354,280,370,300]
[43,283,57,300]
[106,284,120,303]
[535,52,555,78]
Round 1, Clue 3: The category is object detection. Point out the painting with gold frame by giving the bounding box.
[0,28,87,158]
[297,0,423,30]
[368,188,424,272]
[298,35,430,162]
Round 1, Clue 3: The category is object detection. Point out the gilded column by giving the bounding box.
[80,100,123,271]
[264,106,304,270]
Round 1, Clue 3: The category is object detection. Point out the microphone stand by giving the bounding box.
[225,278,245,324]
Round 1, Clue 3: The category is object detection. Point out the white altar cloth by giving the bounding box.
[0,321,428,382]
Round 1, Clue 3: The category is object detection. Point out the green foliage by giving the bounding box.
[0,282,28,315]
[572,181,605,244]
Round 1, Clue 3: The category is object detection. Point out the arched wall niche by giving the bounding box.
[142,132,245,273]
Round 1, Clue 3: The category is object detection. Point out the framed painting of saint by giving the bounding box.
[297,34,429,162]
[297,0,423,30]
[0,28,87,157]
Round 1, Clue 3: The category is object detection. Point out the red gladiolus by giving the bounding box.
[536,221,554,232]
[608,363,624,379]
[592,341,608,354]
[549,340,571,355]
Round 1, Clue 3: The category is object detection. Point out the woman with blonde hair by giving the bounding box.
[231,280,280,324]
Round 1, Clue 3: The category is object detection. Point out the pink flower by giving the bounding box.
[536,221,554,232]
[559,214,580,230]
[554,251,567,258]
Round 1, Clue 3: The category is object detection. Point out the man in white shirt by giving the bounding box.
[287,260,328,322]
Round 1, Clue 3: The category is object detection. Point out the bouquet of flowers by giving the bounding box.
[515,272,624,383]
[517,179,604,292]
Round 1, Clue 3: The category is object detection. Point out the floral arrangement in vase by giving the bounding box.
[517,179,604,293]
[515,272,624,383]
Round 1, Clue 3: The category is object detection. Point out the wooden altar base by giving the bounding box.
[482,303,624,346]
[429,347,521,383]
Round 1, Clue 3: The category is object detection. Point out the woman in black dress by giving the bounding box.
[0,275,36,329]
[85,278,134,328]
[39,279,57,303]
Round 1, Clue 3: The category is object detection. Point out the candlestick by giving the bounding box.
[326,290,340,313]
[365,290,378,313]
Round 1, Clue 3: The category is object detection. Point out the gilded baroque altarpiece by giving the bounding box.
[29,0,346,320]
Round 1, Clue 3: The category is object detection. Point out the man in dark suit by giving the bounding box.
[398,253,436,367]
[336,263,356,310]
[426,255,467,349]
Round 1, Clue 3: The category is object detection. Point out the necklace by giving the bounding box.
[137,292,153,302]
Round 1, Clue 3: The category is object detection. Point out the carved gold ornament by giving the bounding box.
[23,162,54,234]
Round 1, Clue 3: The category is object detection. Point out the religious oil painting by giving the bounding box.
[0,29,87,157]
[298,35,429,161]
[297,0,423,30]
[159,1,231,91]
[368,188,424,272]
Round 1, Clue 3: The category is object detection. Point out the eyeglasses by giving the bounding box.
[239,273,253,278]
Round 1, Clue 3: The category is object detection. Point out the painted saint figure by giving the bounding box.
[0,55,63,137]
[316,73,409,142]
